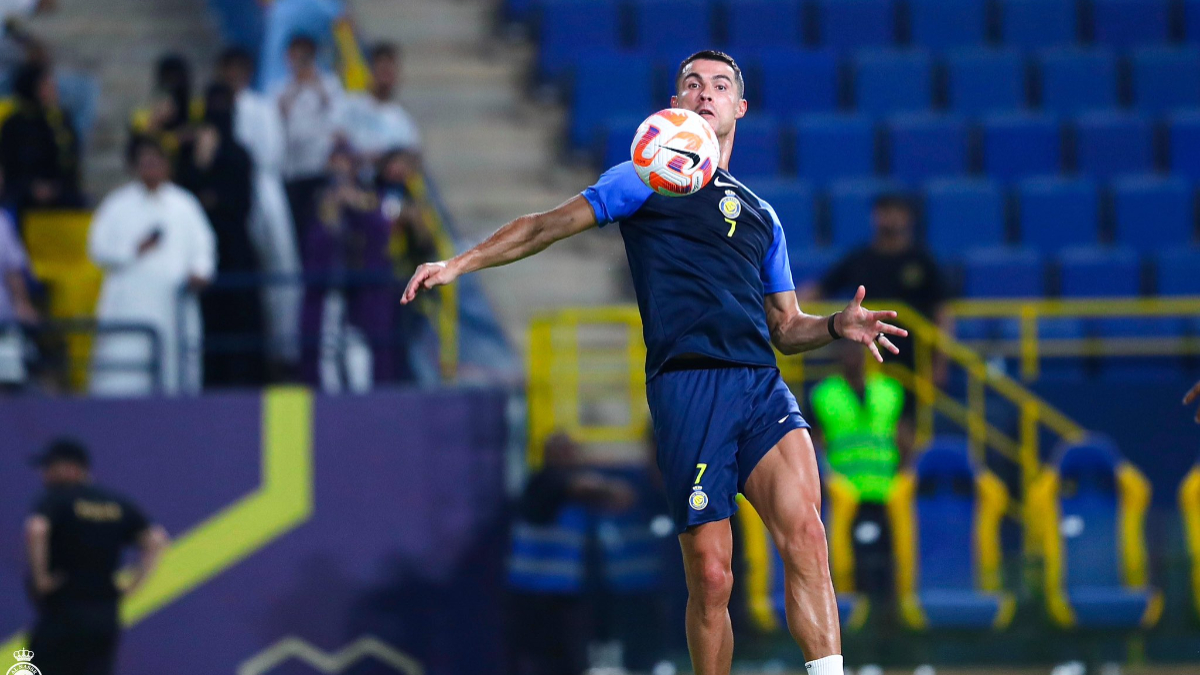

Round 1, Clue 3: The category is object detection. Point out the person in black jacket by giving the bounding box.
[0,62,82,215]
[25,438,169,675]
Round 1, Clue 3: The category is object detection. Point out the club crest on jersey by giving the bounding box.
[719,191,741,220]
[689,488,709,511]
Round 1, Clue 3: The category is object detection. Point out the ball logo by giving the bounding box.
[719,194,741,220]
[8,650,40,675]
[689,490,709,511]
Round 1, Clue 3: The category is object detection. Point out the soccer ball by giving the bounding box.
[631,108,720,196]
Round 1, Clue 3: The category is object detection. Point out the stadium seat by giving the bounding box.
[1073,112,1154,180]
[923,179,1006,257]
[600,115,646,170]
[1157,247,1200,294]
[1058,245,1141,297]
[997,316,1087,381]
[1028,439,1162,629]
[795,114,877,184]
[750,180,818,254]
[1111,175,1194,253]
[1188,0,1200,44]
[729,116,782,178]
[537,0,621,82]
[727,0,805,49]
[1130,47,1200,115]
[1016,177,1100,251]
[1090,0,1171,49]
[980,113,1063,181]
[1036,48,1118,115]
[853,49,934,116]
[816,0,897,51]
[751,49,840,116]
[828,178,903,247]
[570,54,655,149]
[1167,110,1200,180]
[791,246,844,286]
[885,113,968,182]
[633,0,715,56]
[998,0,1078,49]
[945,48,1028,116]
[889,439,1015,630]
[908,0,987,50]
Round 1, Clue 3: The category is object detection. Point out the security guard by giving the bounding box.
[24,438,169,675]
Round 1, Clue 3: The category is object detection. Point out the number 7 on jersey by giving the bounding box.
[694,463,708,485]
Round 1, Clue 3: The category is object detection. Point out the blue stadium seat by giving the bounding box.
[998,0,1078,49]
[1158,248,1200,294]
[634,0,716,56]
[1091,0,1171,49]
[1037,48,1119,115]
[981,113,1063,181]
[727,0,805,49]
[817,0,897,51]
[1017,177,1100,251]
[1167,110,1200,181]
[886,113,967,182]
[1074,112,1154,180]
[600,115,645,170]
[923,179,1006,257]
[962,247,1045,297]
[945,49,1027,116]
[729,116,783,178]
[1130,47,1200,115]
[828,178,904,247]
[570,54,655,149]
[1058,245,1141,297]
[537,0,622,82]
[909,0,987,50]
[791,246,844,286]
[750,49,840,116]
[1111,176,1194,253]
[998,316,1087,380]
[1188,0,1200,44]
[751,180,818,254]
[853,49,934,116]
[795,114,877,184]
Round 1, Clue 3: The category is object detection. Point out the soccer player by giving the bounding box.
[402,50,907,675]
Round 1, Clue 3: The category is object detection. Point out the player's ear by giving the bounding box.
[736,98,748,119]
[670,94,678,108]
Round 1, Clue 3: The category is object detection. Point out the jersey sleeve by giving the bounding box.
[581,161,654,227]
[120,498,151,543]
[759,202,796,295]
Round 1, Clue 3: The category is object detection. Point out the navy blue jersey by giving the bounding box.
[582,161,795,378]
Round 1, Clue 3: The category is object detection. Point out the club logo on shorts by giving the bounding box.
[689,488,709,511]
[719,192,741,220]
[8,650,41,675]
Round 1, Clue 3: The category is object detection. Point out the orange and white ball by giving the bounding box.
[630,108,720,197]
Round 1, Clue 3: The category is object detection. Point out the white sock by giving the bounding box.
[805,655,844,675]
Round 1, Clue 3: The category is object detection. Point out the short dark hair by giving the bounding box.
[30,437,90,469]
[675,50,745,98]
[13,62,48,102]
[368,41,400,63]
[125,134,165,166]
[873,193,913,215]
[287,33,318,52]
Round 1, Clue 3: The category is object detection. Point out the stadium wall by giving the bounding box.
[0,387,511,675]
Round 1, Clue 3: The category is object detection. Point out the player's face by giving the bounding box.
[671,59,747,138]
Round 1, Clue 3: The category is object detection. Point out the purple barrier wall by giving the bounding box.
[1,387,511,674]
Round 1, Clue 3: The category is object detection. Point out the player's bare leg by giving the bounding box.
[744,427,842,666]
[678,519,736,675]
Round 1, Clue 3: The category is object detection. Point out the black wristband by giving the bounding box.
[827,312,842,340]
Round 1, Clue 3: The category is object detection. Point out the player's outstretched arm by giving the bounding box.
[1185,379,1200,423]
[766,285,908,361]
[401,194,598,304]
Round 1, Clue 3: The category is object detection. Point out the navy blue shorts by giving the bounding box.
[647,365,809,533]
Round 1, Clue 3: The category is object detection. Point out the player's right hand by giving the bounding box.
[401,260,458,304]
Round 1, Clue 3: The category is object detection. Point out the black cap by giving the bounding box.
[28,438,90,469]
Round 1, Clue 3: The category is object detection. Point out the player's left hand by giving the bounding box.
[836,285,909,363]
[401,260,459,305]
[1184,379,1200,424]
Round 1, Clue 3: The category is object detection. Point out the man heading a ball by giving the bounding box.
[403,50,907,675]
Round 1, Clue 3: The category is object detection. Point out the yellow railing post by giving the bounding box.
[967,363,987,465]
[527,317,554,468]
[1020,304,1039,382]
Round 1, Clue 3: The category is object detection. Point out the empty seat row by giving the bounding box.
[570,47,1200,146]
[753,176,1198,254]
[601,111,1200,185]
[537,0,1200,77]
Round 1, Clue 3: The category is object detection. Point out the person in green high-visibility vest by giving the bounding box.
[809,341,912,599]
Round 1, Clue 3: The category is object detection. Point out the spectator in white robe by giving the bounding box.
[217,46,302,370]
[342,42,420,164]
[88,136,215,397]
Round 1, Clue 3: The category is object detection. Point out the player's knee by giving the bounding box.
[778,510,828,567]
[691,554,734,607]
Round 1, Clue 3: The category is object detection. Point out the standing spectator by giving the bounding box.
[88,136,216,397]
[24,437,169,675]
[130,54,198,161]
[0,61,81,215]
[342,42,420,163]
[273,33,345,241]
[216,46,303,374]
[799,194,950,380]
[176,82,265,388]
[0,190,35,390]
[257,0,346,91]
